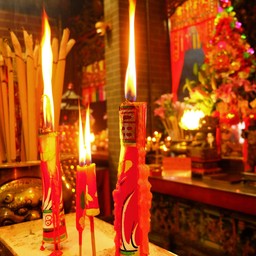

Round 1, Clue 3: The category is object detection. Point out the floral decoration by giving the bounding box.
[154,93,185,140]
[184,6,256,125]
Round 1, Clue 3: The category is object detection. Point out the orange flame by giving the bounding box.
[78,104,92,165]
[85,104,91,164]
[124,0,136,101]
[41,10,54,130]
[78,104,86,165]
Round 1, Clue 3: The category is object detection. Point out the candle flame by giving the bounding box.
[78,104,92,165]
[85,104,91,164]
[124,0,136,101]
[78,104,86,165]
[42,10,54,130]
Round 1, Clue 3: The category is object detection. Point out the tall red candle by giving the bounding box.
[39,11,67,252]
[113,0,152,255]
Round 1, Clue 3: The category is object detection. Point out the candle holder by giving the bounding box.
[113,101,152,256]
[39,132,67,254]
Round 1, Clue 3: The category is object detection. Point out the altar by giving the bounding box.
[0,213,176,256]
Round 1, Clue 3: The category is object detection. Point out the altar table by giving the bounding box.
[0,213,176,256]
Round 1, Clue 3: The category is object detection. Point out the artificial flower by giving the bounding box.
[154,93,185,139]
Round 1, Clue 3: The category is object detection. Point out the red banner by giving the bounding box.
[170,0,218,100]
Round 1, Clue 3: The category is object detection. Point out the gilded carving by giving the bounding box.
[0,178,42,226]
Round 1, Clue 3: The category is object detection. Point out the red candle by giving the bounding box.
[84,104,99,256]
[76,105,87,256]
[76,104,99,256]
[113,1,152,255]
[76,164,86,255]
[84,104,100,217]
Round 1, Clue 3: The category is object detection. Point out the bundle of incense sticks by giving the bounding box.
[52,28,75,131]
[0,28,74,164]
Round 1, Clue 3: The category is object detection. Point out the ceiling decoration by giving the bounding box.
[64,0,104,67]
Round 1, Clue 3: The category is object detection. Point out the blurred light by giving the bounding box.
[95,21,112,36]
[238,122,245,144]
[248,48,254,55]
[235,21,242,29]
[90,133,95,143]
[180,109,205,130]
[147,136,152,141]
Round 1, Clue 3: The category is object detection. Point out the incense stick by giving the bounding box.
[0,49,5,163]
[10,30,29,161]
[5,43,16,161]
[0,66,11,162]
[33,43,41,134]
[78,231,82,256]
[24,29,38,161]
[34,43,44,134]
[51,37,59,86]
[53,28,75,131]
[89,216,96,256]
[0,129,4,163]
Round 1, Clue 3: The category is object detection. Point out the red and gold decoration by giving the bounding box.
[170,0,218,99]
[113,0,152,255]
[82,60,106,103]
[183,3,256,165]
[39,10,67,255]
